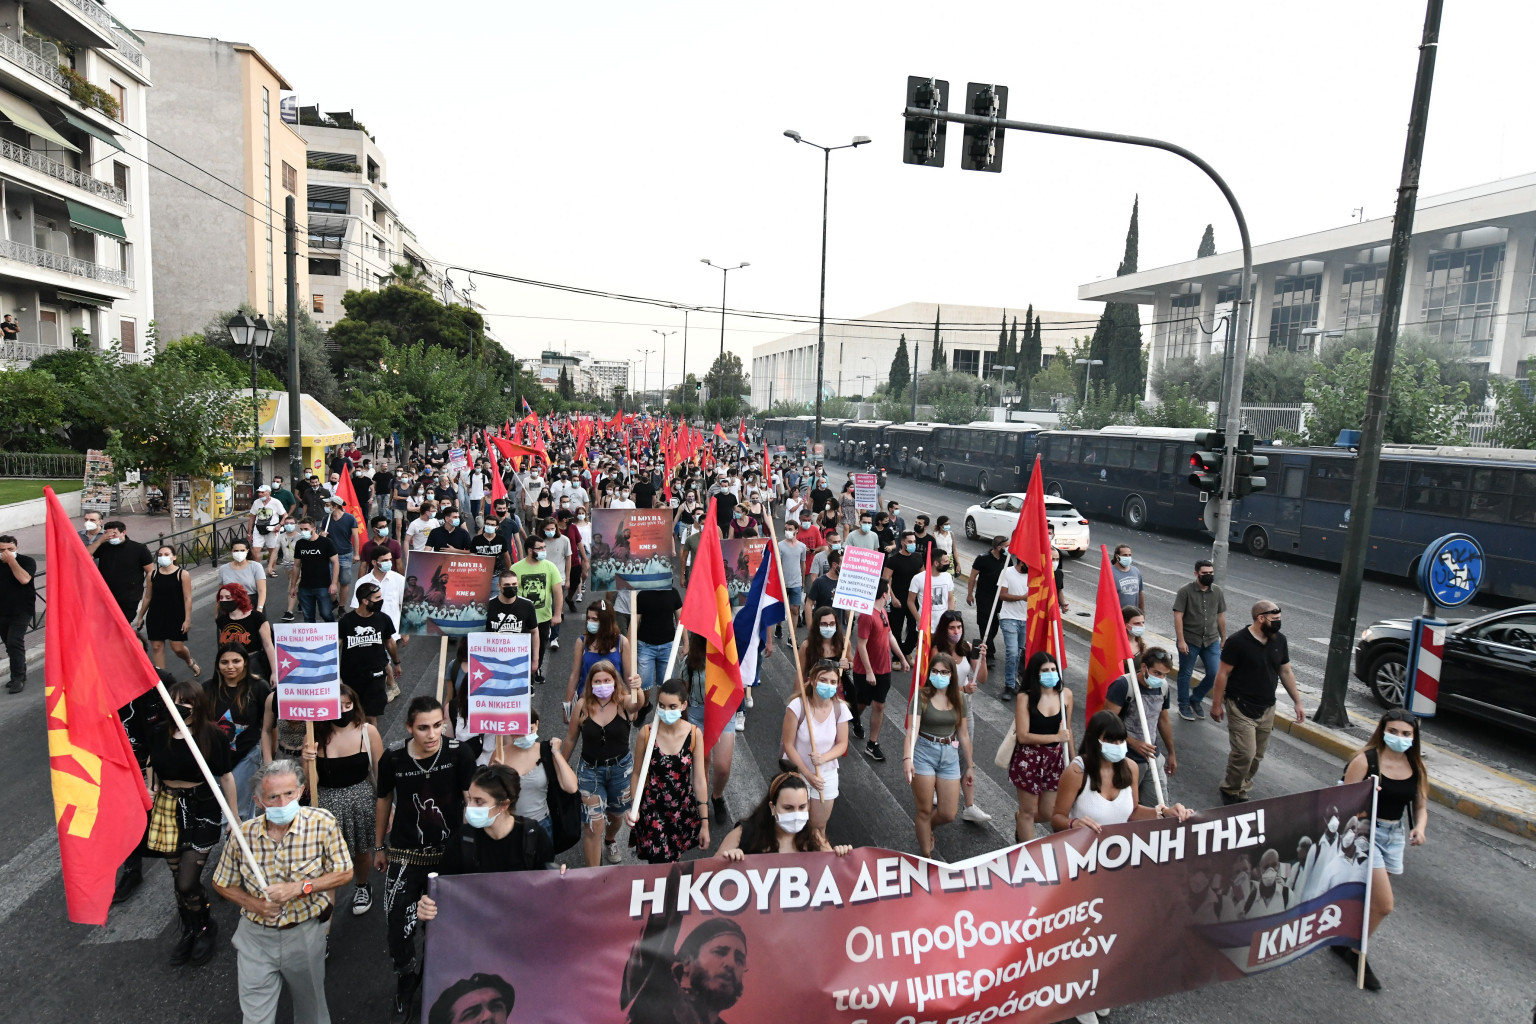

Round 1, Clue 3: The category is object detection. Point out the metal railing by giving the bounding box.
[108,27,144,68]
[0,31,70,91]
[0,237,131,287]
[0,339,60,364]
[55,0,114,32]
[149,513,253,572]
[0,138,128,206]
[0,451,86,477]
[25,568,44,634]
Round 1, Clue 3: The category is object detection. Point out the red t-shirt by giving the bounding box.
[797,523,825,552]
[856,607,893,675]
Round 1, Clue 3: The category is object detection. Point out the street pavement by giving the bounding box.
[1,490,1534,1023]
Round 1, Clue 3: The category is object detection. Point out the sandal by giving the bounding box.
[189,661,201,677]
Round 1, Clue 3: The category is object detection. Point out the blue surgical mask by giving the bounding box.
[814,682,838,700]
[464,806,500,829]
[1100,741,1128,763]
[376,526,389,536]
[586,620,599,634]
[263,798,301,825]
[1118,555,1133,568]
[860,523,871,533]
[1144,672,1165,690]
[905,543,916,554]
[818,625,837,639]
[1039,670,1060,688]
[1129,625,1145,638]
[1383,733,1413,754]
[512,732,538,749]
[657,707,684,725]
[928,673,951,689]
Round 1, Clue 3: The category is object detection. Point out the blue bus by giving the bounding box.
[1229,444,1536,602]
[919,422,1044,494]
[1025,426,1211,531]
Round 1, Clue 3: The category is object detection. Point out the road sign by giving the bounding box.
[1416,532,1484,608]
[1404,616,1446,718]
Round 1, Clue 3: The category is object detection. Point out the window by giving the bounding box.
[1422,240,1505,349]
[1160,445,1182,475]
[1080,439,1106,466]
[1132,441,1159,471]
[1404,462,1470,517]
[1105,439,1133,469]
[308,186,348,215]
[113,161,129,200]
[1339,263,1387,331]
[1467,467,1514,523]
[1268,272,1321,352]
[308,229,344,250]
[119,318,135,353]
[308,257,341,277]
[1512,471,1536,525]
[1281,465,1305,498]
[373,205,385,228]
[282,161,297,192]
[1376,461,1406,510]
[374,235,386,259]
[1525,242,1536,335]
[110,80,126,122]
[1046,436,1077,466]
[1164,290,1202,360]
[312,294,325,314]
[1467,612,1536,650]
[952,349,980,376]
[1306,458,1354,503]
[982,350,997,379]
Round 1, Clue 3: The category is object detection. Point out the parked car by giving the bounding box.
[963,493,1090,557]
[1353,604,1536,736]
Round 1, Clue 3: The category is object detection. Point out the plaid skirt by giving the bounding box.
[148,783,225,854]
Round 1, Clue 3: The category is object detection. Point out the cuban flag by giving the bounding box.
[731,540,786,690]
[272,622,341,721]
[469,646,531,698]
[276,637,339,685]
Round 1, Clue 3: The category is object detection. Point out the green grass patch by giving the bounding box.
[0,478,84,505]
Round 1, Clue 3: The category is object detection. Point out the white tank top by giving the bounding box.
[1068,756,1134,825]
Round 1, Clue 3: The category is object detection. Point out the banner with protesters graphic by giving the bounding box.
[421,782,1374,1023]
[587,509,678,593]
[720,538,771,607]
[401,551,496,636]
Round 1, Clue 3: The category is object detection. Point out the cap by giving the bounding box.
[328,495,346,505]
[257,484,271,492]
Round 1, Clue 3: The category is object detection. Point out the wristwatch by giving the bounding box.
[301,880,314,895]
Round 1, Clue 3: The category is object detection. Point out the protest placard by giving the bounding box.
[587,509,678,592]
[401,551,496,636]
[272,622,341,721]
[720,538,770,606]
[834,545,886,615]
[853,472,879,511]
[447,447,470,474]
[466,632,531,735]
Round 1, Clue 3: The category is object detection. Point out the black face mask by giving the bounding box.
[501,586,517,598]
[1198,573,1215,586]
[1261,618,1282,635]
[217,600,236,613]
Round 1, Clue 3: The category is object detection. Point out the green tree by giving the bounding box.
[1283,348,1471,446]
[199,307,343,413]
[158,335,284,390]
[703,351,750,419]
[996,313,1012,375]
[1089,197,1146,400]
[765,400,813,417]
[930,308,946,370]
[29,348,112,449]
[888,335,911,401]
[1058,384,1134,430]
[1488,378,1536,449]
[1197,224,1216,258]
[389,261,433,293]
[328,285,486,371]
[1019,312,1043,409]
[0,368,65,449]
[557,367,574,400]
[345,340,472,443]
[1134,384,1211,428]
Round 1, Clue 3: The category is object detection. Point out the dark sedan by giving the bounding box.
[1353,604,1536,736]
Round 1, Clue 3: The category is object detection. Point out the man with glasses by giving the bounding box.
[1209,602,1303,805]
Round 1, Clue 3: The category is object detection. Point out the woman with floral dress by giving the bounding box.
[625,678,709,863]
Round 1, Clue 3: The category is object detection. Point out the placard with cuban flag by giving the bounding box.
[272,622,342,721]
[466,632,532,735]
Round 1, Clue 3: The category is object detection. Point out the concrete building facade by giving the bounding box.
[0,0,154,365]
[141,32,306,344]
[1079,173,1536,389]
[750,302,1090,409]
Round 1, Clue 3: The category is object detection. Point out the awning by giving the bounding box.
[54,289,113,307]
[66,200,126,240]
[253,389,354,448]
[53,107,123,152]
[0,87,80,153]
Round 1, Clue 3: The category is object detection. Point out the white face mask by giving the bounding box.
[232,551,247,562]
[84,521,99,532]
[775,810,809,834]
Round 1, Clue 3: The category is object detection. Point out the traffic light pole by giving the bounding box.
[1317,0,1443,727]
[902,103,1253,582]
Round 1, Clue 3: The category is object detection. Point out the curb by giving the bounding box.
[1055,610,1536,841]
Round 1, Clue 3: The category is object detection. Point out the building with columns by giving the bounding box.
[1079,173,1536,391]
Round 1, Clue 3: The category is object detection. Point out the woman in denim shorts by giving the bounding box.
[902,653,974,859]
[563,660,645,868]
[1334,709,1428,991]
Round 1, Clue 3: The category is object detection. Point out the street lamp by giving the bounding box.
[784,129,870,443]
[639,348,656,410]
[1074,358,1104,405]
[701,258,749,410]
[651,329,675,408]
[229,313,274,497]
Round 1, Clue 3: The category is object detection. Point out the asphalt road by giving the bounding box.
[869,470,1536,784]
[1,516,1534,1023]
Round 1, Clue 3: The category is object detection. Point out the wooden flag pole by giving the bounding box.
[1121,652,1167,810]
[303,722,319,802]
[1358,781,1380,989]
[433,635,449,704]
[627,619,687,818]
[627,599,641,706]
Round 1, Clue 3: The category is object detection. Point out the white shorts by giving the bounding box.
[253,529,283,550]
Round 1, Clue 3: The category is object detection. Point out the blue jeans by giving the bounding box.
[298,587,333,623]
[637,640,673,691]
[1177,640,1221,710]
[999,618,1027,692]
[230,744,263,820]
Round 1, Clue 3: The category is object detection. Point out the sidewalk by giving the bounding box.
[1054,596,1536,841]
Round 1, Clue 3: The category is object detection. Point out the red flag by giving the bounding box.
[681,498,744,750]
[909,546,934,705]
[331,469,366,558]
[1013,456,1066,671]
[485,437,508,503]
[713,422,729,441]
[43,487,156,924]
[1084,545,1136,721]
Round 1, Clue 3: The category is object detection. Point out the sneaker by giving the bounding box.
[744,689,754,709]
[549,638,560,651]
[112,868,143,905]
[1000,687,1016,702]
[1074,1014,1100,1024]
[865,741,885,763]
[392,974,420,1023]
[961,804,993,823]
[604,840,622,865]
[1179,705,1197,722]
[352,884,372,916]
[5,677,24,694]
[733,711,746,731]
[849,716,865,740]
[784,634,797,651]
[1192,702,1207,719]
[711,796,728,823]
[281,611,295,622]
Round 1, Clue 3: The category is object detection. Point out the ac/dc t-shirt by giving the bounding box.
[376,741,476,850]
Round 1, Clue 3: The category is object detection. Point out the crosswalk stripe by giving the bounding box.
[83,864,175,944]
[0,833,61,927]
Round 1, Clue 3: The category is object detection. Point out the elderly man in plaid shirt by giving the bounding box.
[212,760,353,1024]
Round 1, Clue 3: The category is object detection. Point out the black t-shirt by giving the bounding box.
[352,473,373,505]
[471,536,506,564]
[1105,674,1170,764]
[95,539,153,604]
[374,470,396,501]
[293,535,337,589]
[876,526,898,552]
[215,610,269,663]
[1220,627,1291,708]
[0,320,17,340]
[485,596,537,633]
[204,678,272,760]
[632,480,656,509]
[148,726,233,783]
[712,491,737,530]
[807,574,840,624]
[427,526,472,551]
[376,741,477,850]
[119,691,168,768]
[0,552,37,616]
[884,550,924,594]
[440,819,552,875]
[338,610,395,674]
[635,588,683,644]
[971,551,1006,594]
[810,486,834,512]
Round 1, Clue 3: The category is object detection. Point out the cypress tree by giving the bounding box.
[889,334,910,400]
[1197,223,1216,258]
[996,312,1011,378]
[1089,196,1146,400]
[931,308,945,370]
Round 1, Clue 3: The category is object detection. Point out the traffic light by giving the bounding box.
[1188,429,1226,497]
[694,381,702,395]
[903,76,949,167]
[961,83,1008,172]
[1234,430,1269,497]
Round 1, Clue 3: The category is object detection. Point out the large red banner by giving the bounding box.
[421,783,1375,1023]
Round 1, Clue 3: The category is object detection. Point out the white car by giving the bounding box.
[963,492,1091,558]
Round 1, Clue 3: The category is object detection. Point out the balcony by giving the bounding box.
[109,24,144,70]
[0,138,127,206]
[0,236,130,287]
[0,32,71,93]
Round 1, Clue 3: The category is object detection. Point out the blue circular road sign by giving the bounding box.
[1417,532,1485,608]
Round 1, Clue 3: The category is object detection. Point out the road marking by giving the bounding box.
[0,833,61,927]
[83,864,175,944]
[1308,637,1331,645]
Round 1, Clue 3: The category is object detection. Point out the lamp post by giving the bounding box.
[229,313,274,497]
[701,258,749,413]
[1074,358,1104,405]
[651,329,675,408]
[784,130,870,444]
[639,348,656,411]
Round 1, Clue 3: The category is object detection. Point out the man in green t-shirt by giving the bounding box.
[269,474,298,516]
[512,536,565,665]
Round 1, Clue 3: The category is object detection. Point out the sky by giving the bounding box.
[117,0,1536,395]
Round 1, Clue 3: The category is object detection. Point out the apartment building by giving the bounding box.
[140,32,307,344]
[0,0,154,365]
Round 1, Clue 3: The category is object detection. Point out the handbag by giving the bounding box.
[542,741,582,855]
[993,722,1018,770]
